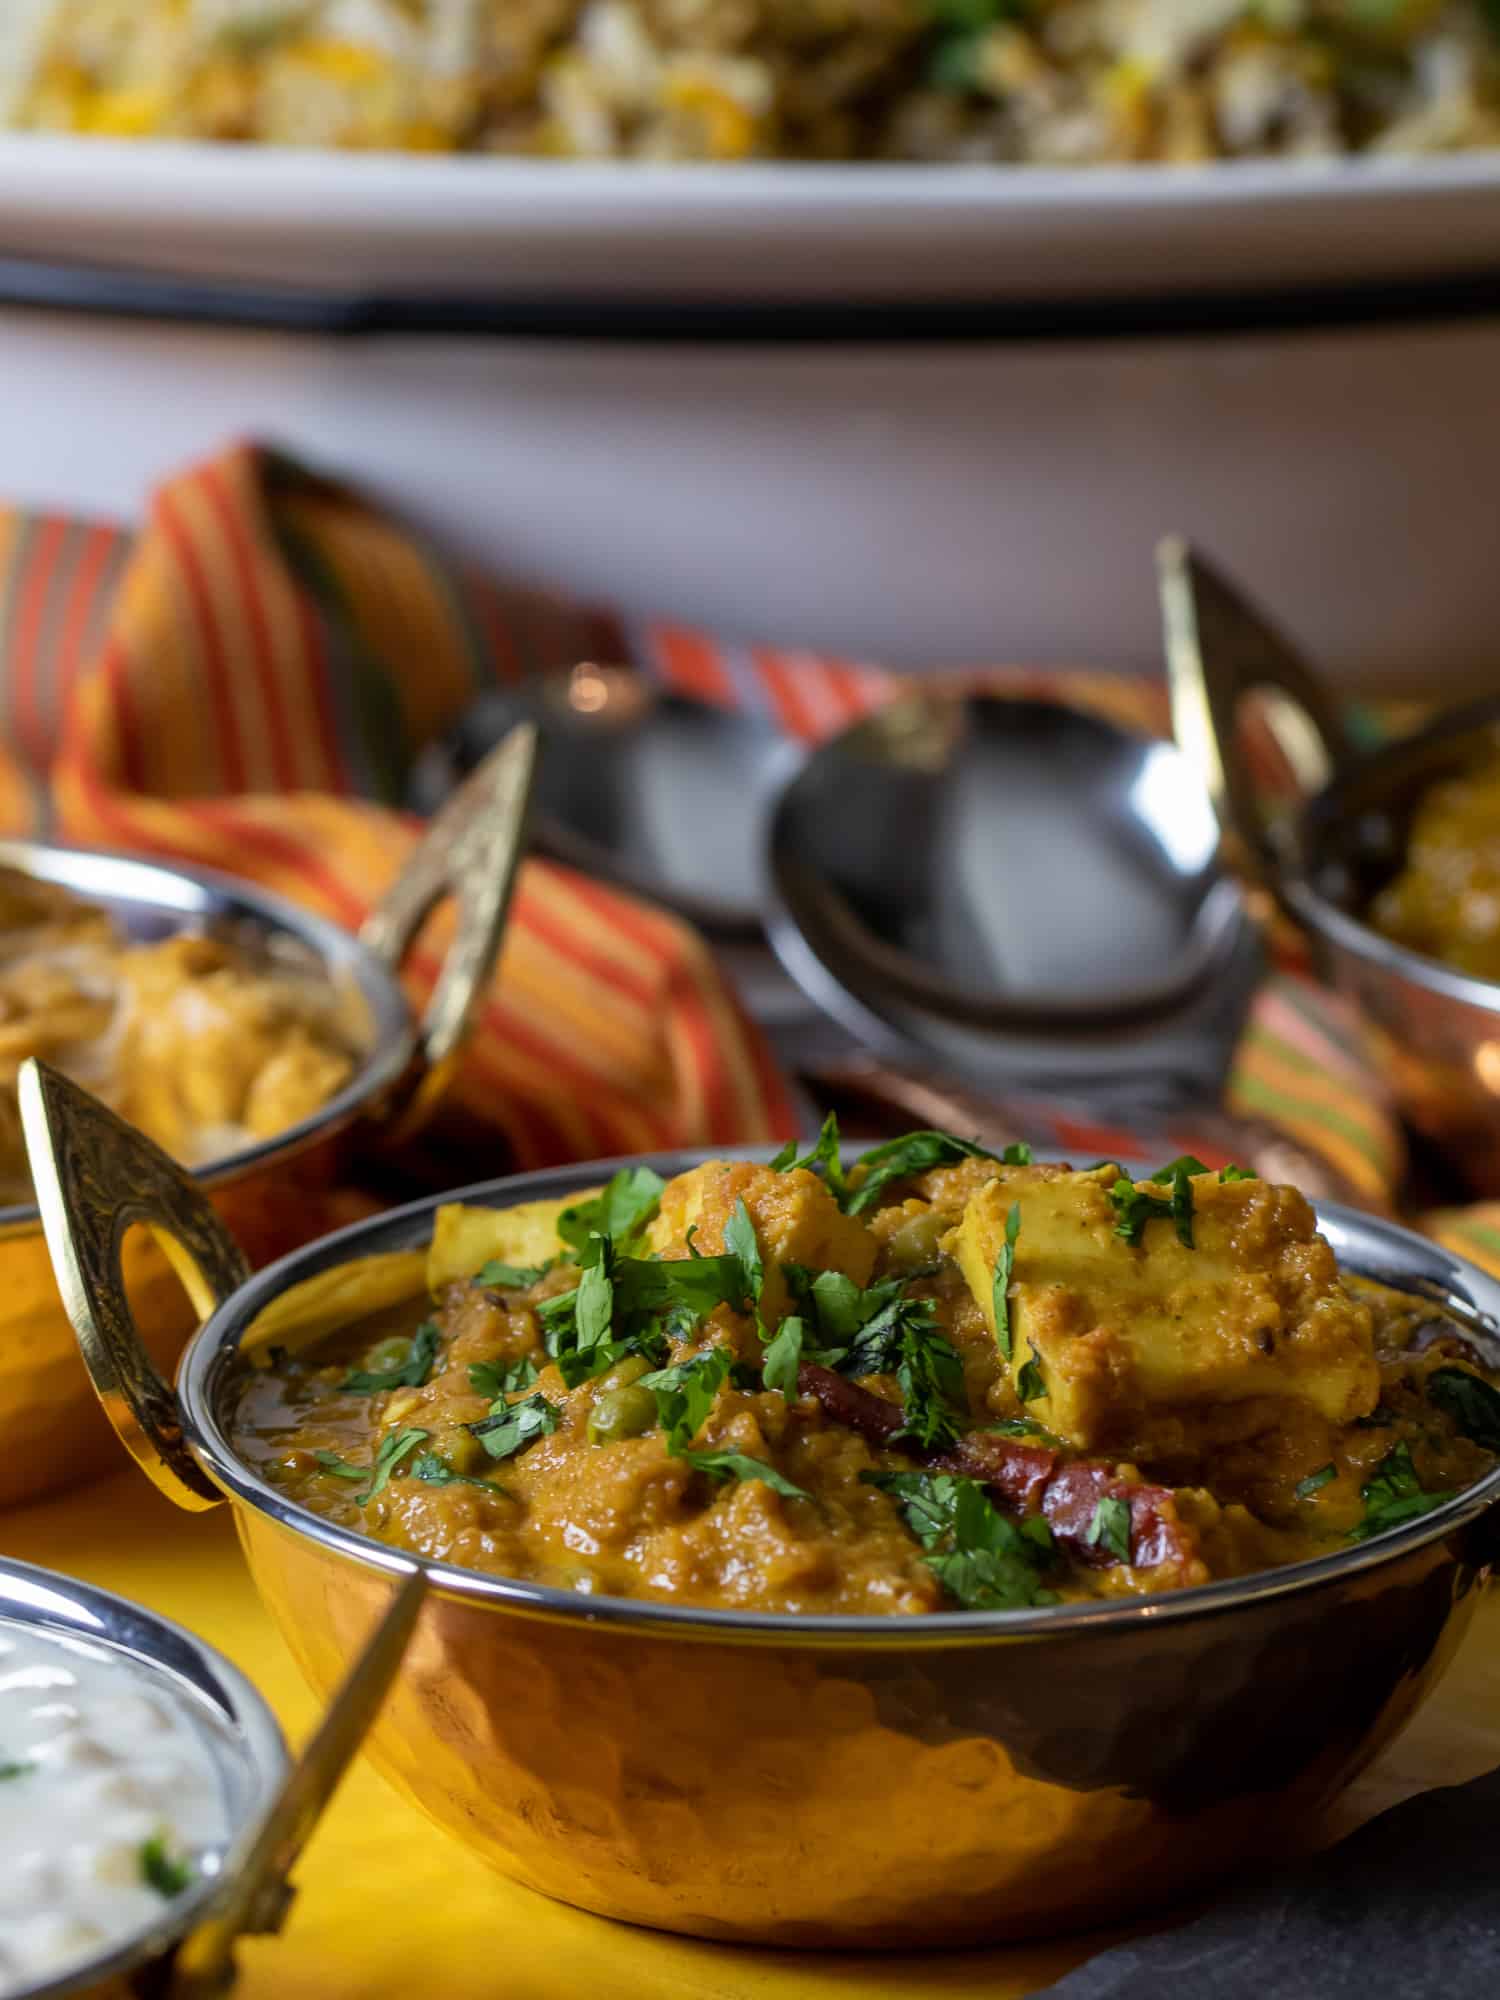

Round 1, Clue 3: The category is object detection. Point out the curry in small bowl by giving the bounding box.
[234,1121,1500,1616]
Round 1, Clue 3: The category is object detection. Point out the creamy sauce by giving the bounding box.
[0,1621,227,1996]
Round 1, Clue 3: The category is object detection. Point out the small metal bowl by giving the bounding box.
[0,725,536,1507]
[0,1554,287,2000]
[1162,539,1500,1194]
[22,1065,1500,1950]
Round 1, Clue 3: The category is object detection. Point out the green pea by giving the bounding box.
[587,1383,658,1445]
[361,1335,411,1375]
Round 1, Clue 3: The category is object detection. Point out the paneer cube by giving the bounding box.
[649,1160,876,1327]
[953,1166,1380,1451]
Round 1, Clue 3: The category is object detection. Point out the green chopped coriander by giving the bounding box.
[724,1198,764,1309]
[1000,1141,1033,1165]
[640,1348,732,1454]
[557,1166,665,1254]
[1219,1163,1256,1182]
[1428,1366,1500,1453]
[410,1452,504,1494]
[769,1112,846,1198]
[1148,1154,1210,1183]
[991,1200,1021,1362]
[140,1835,194,1898]
[468,1355,538,1399]
[843,1129,995,1215]
[473,1258,551,1290]
[313,1450,368,1483]
[1017,1357,1046,1403]
[1295,1462,1338,1501]
[340,1320,440,1393]
[358,1427,429,1502]
[864,1470,1057,1610]
[681,1450,810,1500]
[0,1758,33,1781]
[1085,1494,1132,1563]
[762,1316,804,1398]
[469,1394,558,1463]
[1350,1442,1453,1541]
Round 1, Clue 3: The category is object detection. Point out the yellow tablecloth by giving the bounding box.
[8,1472,1500,2000]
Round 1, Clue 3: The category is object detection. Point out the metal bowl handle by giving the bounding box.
[358,720,538,1146]
[19,1058,249,1512]
[1158,536,1358,888]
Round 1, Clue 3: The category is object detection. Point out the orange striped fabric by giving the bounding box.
[0,440,1492,1271]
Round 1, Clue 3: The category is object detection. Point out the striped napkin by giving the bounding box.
[0,441,1492,1273]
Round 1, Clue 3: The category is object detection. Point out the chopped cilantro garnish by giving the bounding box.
[991,1200,1021,1362]
[574,1233,616,1351]
[724,1198,764,1310]
[834,1294,969,1451]
[1017,1357,1046,1403]
[640,1348,732,1454]
[1428,1366,1500,1453]
[1295,1462,1337,1500]
[982,1416,1064,1448]
[340,1321,440,1393]
[1148,1154,1210,1183]
[865,1470,1058,1610]
[1108,1171,1197,1249]
[844,1130,995,1215]
[681,1450,810,1500]
[1001,1141,1033,1165]
[470,1394,558,1463]
[1219,1163,1256,1182]
[1085,1494,1132,1563]
[769,1113,847,1199]
[358,1427,429,1501]
[0,1759,33,1781]
[468,1355,538,1399]
[473,1258,551,1290]
[410,1453,504,1494]
[1349,1442,1453,1541]
[557,1166,665,1254]
[555,1336,664,1389]
[762,1316,804,1398]
[140,1835,194,1898]
[313,1450,367,1483]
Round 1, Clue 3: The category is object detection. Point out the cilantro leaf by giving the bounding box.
[574,1233,615,1351]
[1349,1441,1452,1541]
[769,1113,846,1198]
[762,1316,804,1397]
[1148,1154,1210,1183]
[681,1450,810,1500]
[1219,1163,1256,1182]
[358,1427,429,1502]
[555,1337,664,1389]
[982,1416,1065,1448]
[1107,1175,1190,1249]
[1017,1357,1046,1403]
[470,1394,559,1462]
[864,1470,1057,1609]
[0,1759,33,1781]
[785,1266,906,1344]
[1085,1494,1132,1563]
[313,1451,368,1482]
[557,1167,665,1253]
[140,1835,194,1898]
[340,1321,440,1393]
[844,1130,995,1215]
[724,1198,763,1309]
[473,1258,551,1290]
[1428,1366,1500,1453]
[1001,1141,1033,1165]
[468,1355,538,1399]
[991,1200,1021,1362]
[639,1348,732,1454]
[1295,1462,1337,1500]
[410,1452,505,1494]
[894,1318,968,1452]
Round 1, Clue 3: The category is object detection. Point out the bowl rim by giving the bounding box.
[0,1552,289,2000]
[179,1146,1500,1645]
[0,838,414,1234]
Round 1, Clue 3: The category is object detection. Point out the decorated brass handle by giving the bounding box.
[359,719,539,1144]
[1158,537,1358,887]
[170,1565,427,1999]
[19,1058,250,1511]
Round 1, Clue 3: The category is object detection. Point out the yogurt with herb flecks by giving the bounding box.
[0,1619,226,1996]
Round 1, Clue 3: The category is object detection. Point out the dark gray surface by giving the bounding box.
[1044,1764,1500,1998]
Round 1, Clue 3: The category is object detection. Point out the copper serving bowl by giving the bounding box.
[1162,538,1500,1193]
[0,723,535,1508]
[22,1068,1500,1951]
[1,1552,423,2000]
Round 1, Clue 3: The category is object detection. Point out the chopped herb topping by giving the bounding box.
[1085,1494,1132,1563]
[0,1758,33,1781]
[557,1166,665,1255]
[1108,1167,1196,1249]
[830,1293,968,1450]
[783,1266,907,1347]
[340,1320,440,1393]
[640,1348,732,1454]
[554,1337,663,1390]
[769,1113,847,1199]
[1219,1163,1256,1182]
[1428,1366,1500,1453]
[410,1453,504,1494]
[358,1427,429,1501]
[991,1200,1021,1362]
[982,1416,1065,1448]
[470,1394,558,1463]
[468,1355,538,1399]
[1149,1154,1210,1183]
[1350,1442,1453,1541]
[574,1233,616,1350]
[1295,1462,1338,1500]
[724,1198,764,1311]
[844,1129,994,1215]
[473,1258,551,1290]
[1017,1357,1046,1403]
[313,1450,367,1483]
[140,1835,194,1898]
[681,1450,810,1500]
[864,1470,1058,1610]
[762,1316,804,1398]
[1000,1141,1034,1165]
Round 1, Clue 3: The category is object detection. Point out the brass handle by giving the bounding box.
[18,1058,249,1511]
[170,1566,427,1999]
[1158,536,1358,888]
[359,720,538,1146]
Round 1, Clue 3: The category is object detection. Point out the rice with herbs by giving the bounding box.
[6,0,1500,161]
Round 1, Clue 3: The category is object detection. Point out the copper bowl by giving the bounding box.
[1162,538,1500,1194]
[22,1070,1500,1950]
[0,723,535,1507]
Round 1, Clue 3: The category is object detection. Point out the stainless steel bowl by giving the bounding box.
[0,1554,287,2000]
[0,723,536,1506]
[1162,538,1500,1195]
[23,1068,1500,1950]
